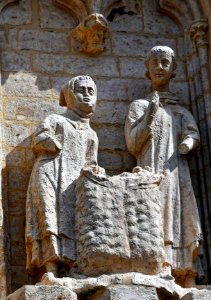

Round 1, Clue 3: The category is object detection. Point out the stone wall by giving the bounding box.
[0,0,209,296]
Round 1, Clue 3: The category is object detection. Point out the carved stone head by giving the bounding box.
[59,75,97,116]
[145,46,177,87]
[71,13,108,55]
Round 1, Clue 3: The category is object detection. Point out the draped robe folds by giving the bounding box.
[125,92,202,276]
[26,110,98,274]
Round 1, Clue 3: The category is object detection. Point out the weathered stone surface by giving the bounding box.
[7,285,77,300]
[125,46,202,285]
[91,101,128,125]
[181,289,211,299]
[143,0,180,34]
[119,58,145,78]
[0,0,32,25]
[2,122,30,147]
[95,127,126,151]
[2,73,51,98]
[96,79,128,101]
[98,151,122,171]
[1,51,31,72]
[25,76,102,277]
[39,0,75,29]
[112,33,176,57]
[75,169,164,276]
[4,98,64,122]
[91,285,160,300]
[17,30,69,52]
[109,14,142,33]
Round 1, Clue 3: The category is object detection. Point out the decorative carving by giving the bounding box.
[0,0,19,13]
[54,0,140,54]
[71,13,108,55]
[75,168,164,276]
[125,46,203,286]
[25,75,103,277]
[190,19,209,46]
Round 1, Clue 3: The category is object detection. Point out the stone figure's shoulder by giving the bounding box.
[43,113,64,124]
[128,99,149,117]
[130,99,149,109]
[174,104,194,117]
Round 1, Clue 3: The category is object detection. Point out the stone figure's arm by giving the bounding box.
[179,109,200,155]
[32,116,62,155]
[125,92,159,156]
[85,136,106,175]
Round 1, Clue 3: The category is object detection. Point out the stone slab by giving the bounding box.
[7,285,77,300]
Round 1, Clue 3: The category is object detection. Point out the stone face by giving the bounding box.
[75,169,164,276]
[125,46,202,285]
[25,76,101,277]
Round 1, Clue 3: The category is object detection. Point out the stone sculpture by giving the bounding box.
[75,168,164,276]
[25,75,101,277]
[125,46,203,285]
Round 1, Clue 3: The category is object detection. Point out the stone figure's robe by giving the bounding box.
[125,92,202,276]
[26,110,98,274]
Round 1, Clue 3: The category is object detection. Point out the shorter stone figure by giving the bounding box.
[125,46,203,286]
[26,75,101,277]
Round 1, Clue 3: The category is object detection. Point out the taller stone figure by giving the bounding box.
[26,75,100,277]
[125,46,202,285]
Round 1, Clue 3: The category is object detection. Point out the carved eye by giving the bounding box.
[162,59,170,67]
[88,88,94,95]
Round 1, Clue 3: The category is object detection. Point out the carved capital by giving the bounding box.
[0,0,19,13]
[190,19,208,46]
[71,13,108,55]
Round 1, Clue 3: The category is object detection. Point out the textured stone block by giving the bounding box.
[112,33,176,57]
[33,54,66,73]
[181,289,211,299]
[143,0,180,35]
[89,285,159,300]
[1,51,31,72]
[17,30,68,52]
[2,73,51,98]
[4,98,64,122]
[2,122,30,147]
[39,0,75,29]
[7,285,77,300]
[91,101,128,125]
[98,151,122,170]
[96,127,126,151]
[0,0,32,25]
[65,56,119,77]
[97,79,128,101]
[119,58,145,78]
[109,14,142,32]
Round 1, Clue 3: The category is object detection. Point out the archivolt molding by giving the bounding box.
[54,0,141,54]
[0,0,18,13]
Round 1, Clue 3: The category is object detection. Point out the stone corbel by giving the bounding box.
[0,0,19,13]
[189,19,209,47]
[54,0,140,55]
[71,13,108,55]
[54,0,109,55]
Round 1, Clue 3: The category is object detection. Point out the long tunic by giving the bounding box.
[26,110,98,274]
[125,92,202,275]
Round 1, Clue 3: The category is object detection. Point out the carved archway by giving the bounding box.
[159,0,211,283]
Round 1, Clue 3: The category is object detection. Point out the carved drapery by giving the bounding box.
[159,0,211,283]
[54,0,140,54]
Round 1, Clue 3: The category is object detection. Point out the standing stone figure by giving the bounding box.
[125,46,202,285]
[26,75,100,277]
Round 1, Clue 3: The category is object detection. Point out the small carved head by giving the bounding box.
[59,75,97,116]
[145,46,177,85]
[71,13,108,55]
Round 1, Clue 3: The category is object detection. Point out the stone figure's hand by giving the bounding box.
[150,91,159,115]
[147,91,159,125]
[179,137,195,154]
